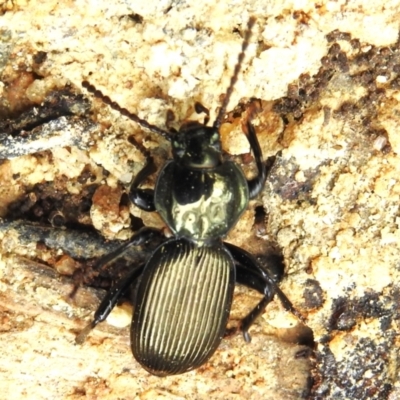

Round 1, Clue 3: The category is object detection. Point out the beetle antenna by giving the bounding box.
[213,17,256,130]
[82,81,172,141]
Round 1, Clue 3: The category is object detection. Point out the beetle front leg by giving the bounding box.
[129,156,157,211]
[245,121,276,199]
[225,242,304,342]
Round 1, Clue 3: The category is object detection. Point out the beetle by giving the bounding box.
[76,17,302,376]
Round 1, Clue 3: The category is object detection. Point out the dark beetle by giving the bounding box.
[76,18,301,376]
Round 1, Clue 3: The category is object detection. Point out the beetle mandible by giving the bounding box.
[76,17,301,377]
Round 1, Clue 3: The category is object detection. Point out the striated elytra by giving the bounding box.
[132,239,233,375]
[76,17,302,376]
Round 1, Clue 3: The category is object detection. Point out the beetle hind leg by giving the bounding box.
[235,263,275,343]
[76,263,144,344]
[75,227,164,344]
[240,293,273,343]
[224,242,304,342]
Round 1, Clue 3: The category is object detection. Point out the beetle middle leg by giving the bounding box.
[225,242,304,342]
[75,227,165,343]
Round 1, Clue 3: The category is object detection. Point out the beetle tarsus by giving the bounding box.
[242,329,252,343]
[75,321,97,345]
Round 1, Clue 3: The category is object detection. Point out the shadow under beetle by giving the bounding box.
[76,17,302,377]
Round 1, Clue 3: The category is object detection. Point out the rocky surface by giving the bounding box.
[1,1,400,399]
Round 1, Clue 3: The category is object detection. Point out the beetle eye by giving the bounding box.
[172,140,185,158]
[210,132,219,143]
[210,133,221,151]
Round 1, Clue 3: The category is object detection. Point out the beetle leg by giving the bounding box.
[91,227,164,269]
[69,226,164,299]
[129,156,157,211]
[76,263,145,344]
[236,265,275,343]
[224,242,304,342]
[75,227,165,344]
[246,120,274,199]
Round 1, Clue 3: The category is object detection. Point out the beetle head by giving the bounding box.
[172,122,222,169]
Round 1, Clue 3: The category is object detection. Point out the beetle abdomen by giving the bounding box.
[132,239,234,376]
